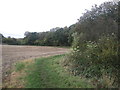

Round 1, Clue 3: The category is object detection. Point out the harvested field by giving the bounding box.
[2,45,70,83]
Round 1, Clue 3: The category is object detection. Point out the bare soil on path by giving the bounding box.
[2,45,70,82]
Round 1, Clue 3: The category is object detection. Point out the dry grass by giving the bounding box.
[3,59,34,88]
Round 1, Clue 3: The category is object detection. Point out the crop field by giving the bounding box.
[2,45,69,82]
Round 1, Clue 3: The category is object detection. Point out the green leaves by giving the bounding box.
[65,34,119,87]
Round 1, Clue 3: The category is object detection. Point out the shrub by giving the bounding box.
[64,34,119,87]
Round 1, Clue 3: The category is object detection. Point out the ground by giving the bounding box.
[3,55,93,88]
[2,45,70,85]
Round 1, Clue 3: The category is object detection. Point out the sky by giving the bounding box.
[0,0,113,38]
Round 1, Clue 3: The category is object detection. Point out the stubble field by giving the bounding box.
[2,45,69,81]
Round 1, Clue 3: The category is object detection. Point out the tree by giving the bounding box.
[24,32,39,45]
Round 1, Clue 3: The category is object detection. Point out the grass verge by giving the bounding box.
[6,54,94,88]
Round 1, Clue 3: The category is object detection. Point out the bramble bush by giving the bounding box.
[64,33,119,87]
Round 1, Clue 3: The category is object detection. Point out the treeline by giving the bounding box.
[23,26,75,46]
[64,1,120,87]
[1,35,20,45]
[1,1,119,46]
[2,1,119,47]
[1,25,75,46]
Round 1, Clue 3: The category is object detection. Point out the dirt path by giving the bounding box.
[2,45,70,81]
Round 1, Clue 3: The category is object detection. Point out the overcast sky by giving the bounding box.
[0,0,112,38]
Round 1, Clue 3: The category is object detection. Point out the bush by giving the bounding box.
[64,34,119,87]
